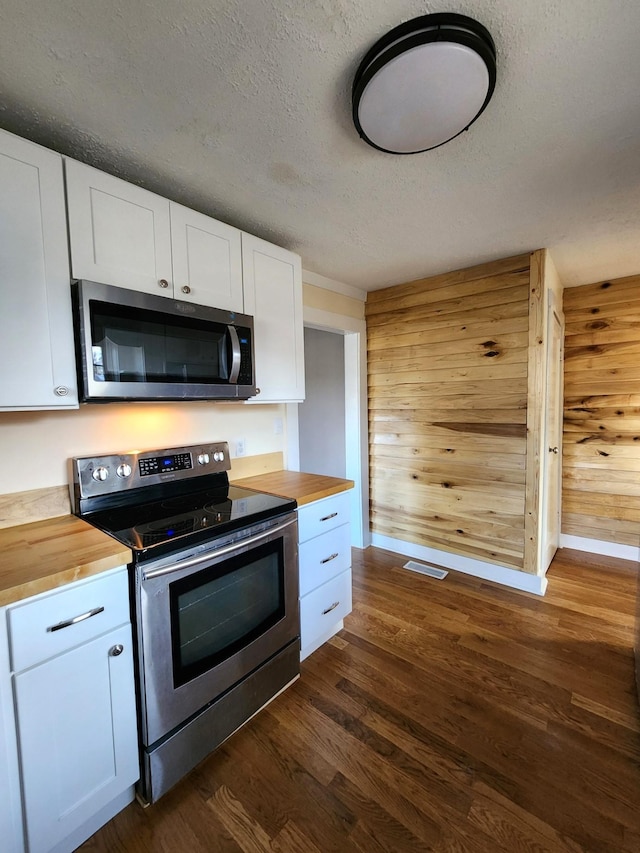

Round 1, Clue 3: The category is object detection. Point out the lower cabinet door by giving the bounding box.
[14,625,139,853]
[300,569,352,657]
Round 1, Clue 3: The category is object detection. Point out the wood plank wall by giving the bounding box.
[366,254,532,570]
[562,275,640,546]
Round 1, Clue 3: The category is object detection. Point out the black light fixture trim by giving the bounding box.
[352,13,497,154]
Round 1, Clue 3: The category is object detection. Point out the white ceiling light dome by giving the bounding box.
[352,13,497,154]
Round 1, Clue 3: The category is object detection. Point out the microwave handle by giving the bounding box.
[227,325,241,384]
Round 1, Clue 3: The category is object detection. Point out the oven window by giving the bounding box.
[89,299,229,384]
[169,539,285,687]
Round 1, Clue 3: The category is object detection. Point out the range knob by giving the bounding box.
[197,453,210,465]
[116,463,132,478]
[213,450,225,463]
[92,466,109,482]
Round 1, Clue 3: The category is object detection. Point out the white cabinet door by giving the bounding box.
[65,159,173,296]
[0,610,23,853]
[14,624,139,853]
[0,129,78,410]
[170,202,243,311]
[242,234,305,403]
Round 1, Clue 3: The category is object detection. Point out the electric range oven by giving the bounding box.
[70,441,299,804]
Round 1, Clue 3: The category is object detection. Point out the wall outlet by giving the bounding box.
[274,417,283,435]
[235,438,246,457]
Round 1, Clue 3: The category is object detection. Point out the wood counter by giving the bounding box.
[232,470,354,505]
[0,515,131,607]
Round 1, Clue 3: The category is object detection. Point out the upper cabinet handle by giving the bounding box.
[181,285,191,294]
[158,279,169,288]
[47,606,105,632]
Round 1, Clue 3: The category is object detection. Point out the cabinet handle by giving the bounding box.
[54,386,69,397]
[320,512,338,522]
[47,606,104,632]
[323,601,340,615]
[321,553,339,564]
[549,446,559,454]
[181,285,191,294]
[109,644,124,657]
[158,279,169,288]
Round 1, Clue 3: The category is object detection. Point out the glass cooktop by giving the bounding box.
[85,484,295,554]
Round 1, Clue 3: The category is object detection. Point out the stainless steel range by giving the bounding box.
[70,441,299,804]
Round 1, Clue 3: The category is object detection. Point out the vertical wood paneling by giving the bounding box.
[366,254,532,570]
[562,275,640,546]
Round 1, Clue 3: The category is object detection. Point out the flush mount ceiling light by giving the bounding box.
[352,13,496,154]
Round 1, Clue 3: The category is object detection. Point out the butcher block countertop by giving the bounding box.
[0,515,131,607]
[232,470,354,505]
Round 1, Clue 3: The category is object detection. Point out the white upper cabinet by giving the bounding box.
[65,159,173,296]
[169,201,243,310]
[242,233,305,403]
[0,129,78,410]
[65,160,243,311]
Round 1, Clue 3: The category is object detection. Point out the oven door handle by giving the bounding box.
[141,515,297,581]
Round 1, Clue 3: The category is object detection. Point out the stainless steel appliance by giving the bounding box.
[71,280,256,402]
[70,441,298,803]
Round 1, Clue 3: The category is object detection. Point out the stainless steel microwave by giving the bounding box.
[71,280,256,402]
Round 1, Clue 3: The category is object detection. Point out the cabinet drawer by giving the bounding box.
[8,568,130,672]
[299,523,351,597]
[297,491,351,543]
[300,569,352,652]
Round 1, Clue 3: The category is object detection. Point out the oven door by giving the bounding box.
[135,512,298,747]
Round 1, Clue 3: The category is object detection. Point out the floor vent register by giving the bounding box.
[402,560,448,580]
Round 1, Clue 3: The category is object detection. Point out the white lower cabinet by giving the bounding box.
[0,608,23,853]
[7,568,139,853]
[297,491,353,660]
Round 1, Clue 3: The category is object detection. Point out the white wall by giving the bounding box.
[0,402,285,493]
[299,328,346,478]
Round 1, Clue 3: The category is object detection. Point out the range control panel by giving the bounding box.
[71,441,231,500]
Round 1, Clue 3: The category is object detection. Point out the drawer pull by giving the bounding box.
[323,601,340,615]
[320,512,338,522]
[321,552,339,564]
[47,606,105,633]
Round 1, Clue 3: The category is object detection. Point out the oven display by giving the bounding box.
[139,453,193,476]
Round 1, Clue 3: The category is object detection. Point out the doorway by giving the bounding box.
[289,304,369,549]
[298,328,346,478]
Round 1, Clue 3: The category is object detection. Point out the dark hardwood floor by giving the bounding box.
[81,547,640,853]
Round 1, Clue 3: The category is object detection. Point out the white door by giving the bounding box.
[541,301,564,570]
[0,129,78,409]
[170,202,243,311]
[242,234,305,403]
[65,159,173,295]
[14,626,139,853]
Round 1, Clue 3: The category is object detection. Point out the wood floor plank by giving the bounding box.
[79,545,640,853]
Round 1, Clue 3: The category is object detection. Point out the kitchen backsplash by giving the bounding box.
[0,402,286,494]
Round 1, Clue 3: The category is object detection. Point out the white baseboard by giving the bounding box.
[559,534,640,564]
[370,534,548,596]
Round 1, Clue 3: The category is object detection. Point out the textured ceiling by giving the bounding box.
[1,0,639,291]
